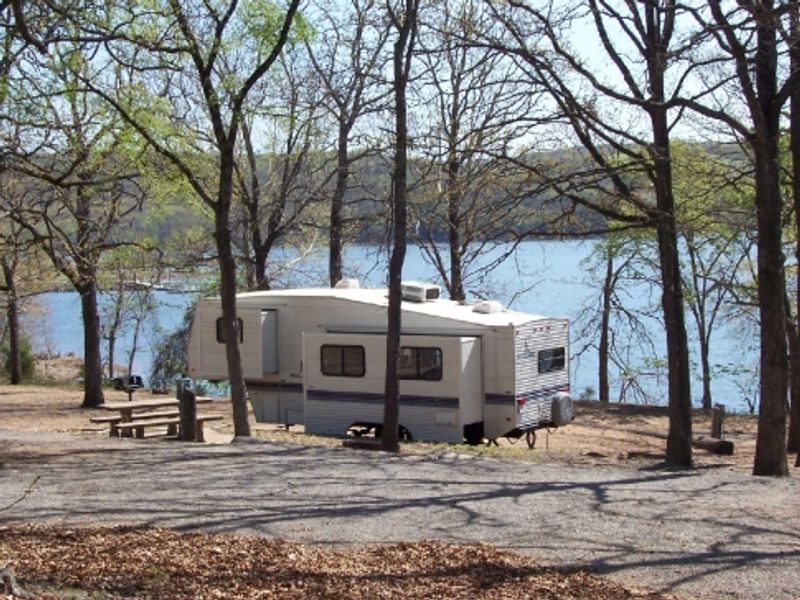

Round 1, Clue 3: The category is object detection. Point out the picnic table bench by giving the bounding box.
[91,396,220,441]
[114,413,223,442]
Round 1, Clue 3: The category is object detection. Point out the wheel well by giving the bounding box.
[345,422,413,442]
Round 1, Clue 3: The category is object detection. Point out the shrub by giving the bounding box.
[149,303,195,392]
[2,336,36,382]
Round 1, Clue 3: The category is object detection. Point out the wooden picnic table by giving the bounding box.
[96,396,218,439]
[101,397,214,421]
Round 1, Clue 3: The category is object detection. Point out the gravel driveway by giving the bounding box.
[1,429,798,599]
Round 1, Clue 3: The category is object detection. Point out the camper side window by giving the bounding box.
[538,347,565,373]
[216,318,244,344]
[399,347,443,381]
[320,345,365,377]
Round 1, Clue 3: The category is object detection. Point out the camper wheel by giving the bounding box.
[463,422,484,446]
[347,422,413,442]
[372,424,413,442]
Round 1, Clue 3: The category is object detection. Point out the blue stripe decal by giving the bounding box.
[516,385,567,402]
[307,389,458,409]
[485,385,567,406]
[485,394,514,405]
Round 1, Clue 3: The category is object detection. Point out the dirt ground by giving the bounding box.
[0,382,759,472]
[0,380,776,599]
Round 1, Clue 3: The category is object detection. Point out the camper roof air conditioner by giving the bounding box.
[334,278,360,289]
[401,281,440,302]
[472,300,504,314]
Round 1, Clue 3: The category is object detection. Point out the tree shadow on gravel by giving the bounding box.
[4,435,798,599]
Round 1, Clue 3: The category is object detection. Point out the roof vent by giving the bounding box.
[401,281,440,302]
[472,300,504,314]
[334,278,360,289]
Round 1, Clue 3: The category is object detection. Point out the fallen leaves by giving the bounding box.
[0,525,670,599]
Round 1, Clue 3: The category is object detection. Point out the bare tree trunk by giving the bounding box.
[653,172,693,468]
[788,0,800,455]
[2,260,22,384]
[383,0,417,453]
[686,241,713,411]
[598,245,613,404]
[785,298,800,452]
[329,124,349,288]
[752,3,788,475]
[106,271,125,381]
[645,3,692,467]
[446,155,465,302]
[699,328,713,411]
[254,247,270,291]
[79,279,105,407]
[126,307,144,379]
[753,140,788,475]
[217,147,251,438]
[699,0,789,475]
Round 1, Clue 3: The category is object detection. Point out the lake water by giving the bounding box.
[31,240,758,412]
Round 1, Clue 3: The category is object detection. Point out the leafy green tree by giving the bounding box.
[3,40,148,407]
[1,335,34,381]
[149,303,195,393]
[673,143,755,411]
[576,229,665,406]
[81,0,302,435]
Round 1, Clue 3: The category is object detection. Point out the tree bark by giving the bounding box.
[701,0,789,475]
[655,210,693,467]
[106,272,125,381]
[217,145,251,438]
[752,2,788,476]
[699,328,713,411]
[686,241,713,411]
[2,260,22,384]
[446,151,465,302]
[383,0,417,453]
[79,279,105,407]
[790,323,800,452]
[598,245,613,404]
[127,307,144,379]
[254,246,270,291]
[788,0,800,455]
[645,2,692,467]
[329,122,349,288]
[753,139,788,475]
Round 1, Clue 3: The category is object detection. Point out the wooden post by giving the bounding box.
[711,404,725,439]
[179,387,197,442]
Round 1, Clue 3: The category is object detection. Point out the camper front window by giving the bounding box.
[321,345,365,377]
[216,318,244,344]
[399,347,443,381]
[538,347,566,373]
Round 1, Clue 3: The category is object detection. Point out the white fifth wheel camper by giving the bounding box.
[187,282,573,444]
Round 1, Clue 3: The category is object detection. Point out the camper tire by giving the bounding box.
[372,424,413,442]
[463,421,484,446]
